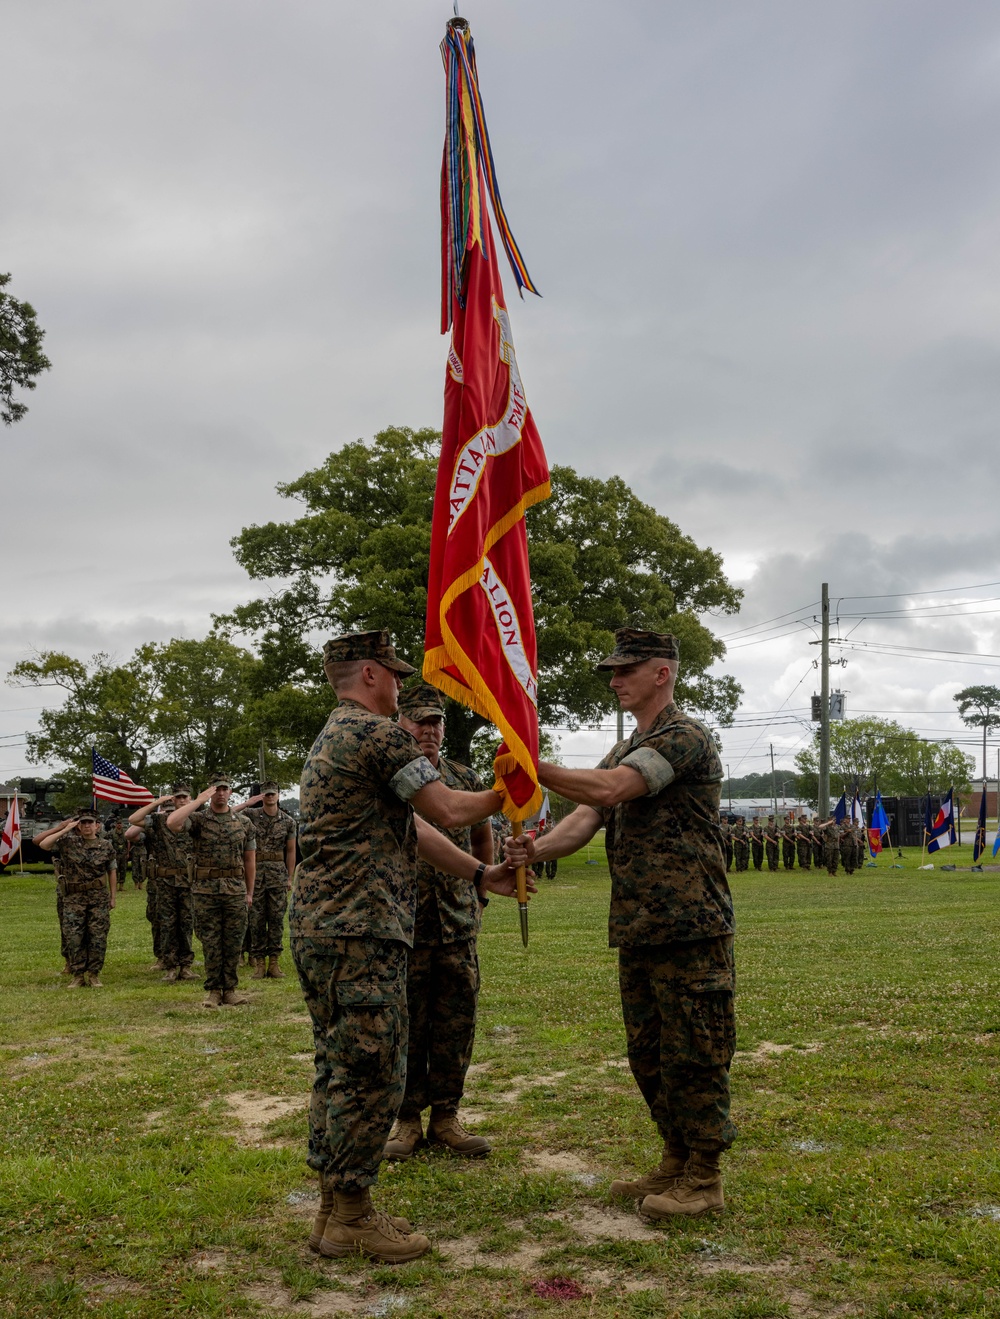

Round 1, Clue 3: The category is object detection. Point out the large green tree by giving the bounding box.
[795,716,973,802]
[0,272,50,426]
[217,426,743,762]
[8,637,326,806]
[953,685,1000,780]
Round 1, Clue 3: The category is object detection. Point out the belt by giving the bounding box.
[258,851,285,862]
[195,867,244,880]
[151,864,185,879]
[63,879,105,894]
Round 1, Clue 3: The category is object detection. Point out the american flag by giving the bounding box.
[92,748,154,805]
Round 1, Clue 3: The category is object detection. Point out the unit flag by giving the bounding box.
[0,793,20,866]
[423,18,549,822]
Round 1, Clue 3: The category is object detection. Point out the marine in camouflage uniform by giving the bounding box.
[795,816,813,870]
[40,811,117,987]
[763,815,780,871]
[167,776,256,1005]
[781,815,797,870]
[291,631,510,1265]
[812,819,825,870]
[839,819,857,874]
[131,831,146,889]
[749,819,764,871]
[731,818,749,872]
[107,818,129,887]
[240,782,297,977]
[33,821,72,970]
[130,786,196,979]
[384,684,494,1161]
[506,629,736,1219]
[718,815,733,872]
[818,817,839,875]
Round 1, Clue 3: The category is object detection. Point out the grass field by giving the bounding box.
[3,846,1000,1319]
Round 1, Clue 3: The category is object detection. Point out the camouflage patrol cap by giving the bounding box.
[397,682,446,721]
[596,628,680,670]
[211,775,233,788]
[171,782,193,795]
[322,629,417,676]
[77,809,99,823]
[260,780,281,793]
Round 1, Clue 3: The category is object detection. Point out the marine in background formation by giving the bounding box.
[718,814,733,872]
[168,777,256,1008]
[236,782,297,980]
[763,815,780,872]
[39,811,116,987]
[795,815,813,870]
[749,818,764,871]
[732,817,749,872]
[384,683,494,1163]
[781,814,797,870]
[128,787,196,981]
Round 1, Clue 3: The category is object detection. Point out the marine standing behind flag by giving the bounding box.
[423,17,550,941]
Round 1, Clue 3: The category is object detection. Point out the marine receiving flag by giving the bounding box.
[424,17,549,826]
[927,787,957,853]
[92,748,154,806]
[0,792,20,866]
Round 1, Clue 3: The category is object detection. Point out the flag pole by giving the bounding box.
[15,790,25,875]
[511,820,529,946]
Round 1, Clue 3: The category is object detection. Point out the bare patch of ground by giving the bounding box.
[245,1282,365,1315]
[224,1092,306,1146]
[455,1108,487,1125]
[190,1250,228,1273]
[494,1071,568,1103]
[734,1041,823,1064]
[439,1235,547,1271]
[601,1058,630,1070]
[550,1204,658,1243]
[465,1061,492,1078]
[525,1151,591,1175]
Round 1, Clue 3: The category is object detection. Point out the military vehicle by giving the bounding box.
[6,778,68,865]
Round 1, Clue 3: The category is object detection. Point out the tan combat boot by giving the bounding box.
[202,990,223,1008]
[68,974,86,989]
[319,1189,430,1263]
[266,955,285,979]
[250,958,267,979]
[150,959,164,971]
[162,967,179,982]
[222,989,250,1005]
[610,1139,688,1200]
[177,966,197,981]
[309,1177,410,1251]
[383,1116,424,1161]
[61,959,71,975]
[428,1112,491,1157]
[641,1150,724,1218]
[85,972,104,988]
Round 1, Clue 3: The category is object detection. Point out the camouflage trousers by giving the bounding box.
[193,892,248,992]
[765,841,779,871]
[292,935,408,1192]
[619,936,737,1153]
[823,841,839,876]
[56,891,68,959]
[733,841,749,872]
[146,877,163,959]
[782,840,796,870]
[796,840,812,870]
[840,840,857,875]
[751,840,764,871]
[398,938,479,1120]
[131,852,145,887]
[724,842,733,872]
[249,878,289,959]
[158,882,194,969]
[64,888,111,976]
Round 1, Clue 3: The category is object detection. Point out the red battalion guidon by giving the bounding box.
[423,19,549,822]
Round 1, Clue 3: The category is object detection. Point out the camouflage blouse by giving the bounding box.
[598,701,732,948]
[188,808,256,896]
[413,755,488,946]
[245,807,296,886]
[143,811,193,882]
[291,699,441,947]
[50,834,117,888]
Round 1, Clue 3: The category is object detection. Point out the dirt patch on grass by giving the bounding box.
[552,1204,658,1243]
[525,1151,592,1176]
[225,1092,307,1145]
[494,1071,568,1103]
[734,1041,823,1063]
[246,1282,364,1315]
[439,1235,547,1270]
[190,1250,228,1273]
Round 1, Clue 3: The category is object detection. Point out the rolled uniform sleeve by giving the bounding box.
[389,755,441,801]
[620,747,676,795]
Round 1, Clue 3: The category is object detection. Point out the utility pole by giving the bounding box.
[818,582,831,818]
[770,743,777,818]
[258,738,266,784]
[726,763,732,812]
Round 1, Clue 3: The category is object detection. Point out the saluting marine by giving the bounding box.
[763,815,780,871]
[39,810,117,987]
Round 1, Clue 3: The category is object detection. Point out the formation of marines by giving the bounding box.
[719,811,868,875]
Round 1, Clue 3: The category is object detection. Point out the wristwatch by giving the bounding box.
[474,861,489,906]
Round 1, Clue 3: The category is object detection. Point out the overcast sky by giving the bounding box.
[4,0,1000,787]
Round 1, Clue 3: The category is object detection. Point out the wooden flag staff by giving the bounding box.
[511,820,529,947]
